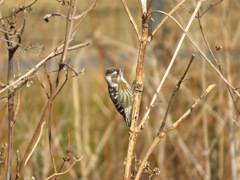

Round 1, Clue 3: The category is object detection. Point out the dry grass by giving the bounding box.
[0,0,240,179]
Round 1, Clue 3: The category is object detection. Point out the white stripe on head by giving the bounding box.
[105,75,118,87]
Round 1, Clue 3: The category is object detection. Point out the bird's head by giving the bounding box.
[104,67,126,87]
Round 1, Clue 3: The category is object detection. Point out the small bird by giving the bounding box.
[104,67,133,129]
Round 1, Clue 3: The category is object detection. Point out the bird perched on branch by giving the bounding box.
[104,67,133,129]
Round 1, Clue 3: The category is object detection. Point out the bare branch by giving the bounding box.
[44,156,83,180]
[149,10,240,98]
[120,0,140,39]
[0,0,38,20]
[151,0,185,37]
[71,0,98,20]
[159,55,195,132]
[198,0,224,18]
[135,84,216,180]
[36,74,50,99]
[0,42,90,96]
[138,1,203,131]
[23,122,46,167]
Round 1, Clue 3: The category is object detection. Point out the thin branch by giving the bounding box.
[71,0,98,20]
[149,10,240,98]
[135,84,216,180]
[23,122,46,167]
[0,42,90,96]
[48,102,56,173]
[196,15,240,116]
[0,82,6,88]
[55,0,76,87]
[0,0,38,20]
[59,62,79,76]
[44,64,53,95]
[120,0,140,38]
[44,156,83,180]
[159,54,195,132]
[36,74,50,99]
[14,56,21,122]
[139,1,203,131]
[18,98,53,174]
[151,0,185,37]
[124,11,150,180]
[198,0,224,18]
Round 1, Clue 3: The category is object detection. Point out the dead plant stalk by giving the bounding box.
[135,84,216,180]
[123,10,150,180]
[123,0,204,179]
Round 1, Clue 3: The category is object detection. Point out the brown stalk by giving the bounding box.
[55,0,76,87]
[135,84,216,180]
[159,55,195,132]
[6,35,15,180]
[44,156,83,180]
[122,0,200,178]
[150,10,240,98]
[16,2,95,178]
[17,99,52,175]
[1,16,23,180]
[196,14,240,116]
[139,1,202,131]
[120,0,140,38]
[124,11,150,180]
[0,42,90,97]
[151,0,185,37]
[0,0,38,21]
[14,55,21,123]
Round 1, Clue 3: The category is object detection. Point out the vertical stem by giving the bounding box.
[222,3,238,179]
[6,50,15,180]
[56,0,76,87]
[201,56,211,180]
[124,13,149,180]
[48,102,57,172]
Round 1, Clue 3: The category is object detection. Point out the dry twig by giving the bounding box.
[135,84,216,180]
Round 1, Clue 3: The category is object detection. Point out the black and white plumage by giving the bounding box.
[104,67,133,129]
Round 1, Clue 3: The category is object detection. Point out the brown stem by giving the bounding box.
[159,55,195,132]
[17,98,52,176]
[135,84,216,180]
[6,49,15,180]
[55,0,76,87]
[124,12,150,180]
[1,19,21,180]
[0,42,90,97]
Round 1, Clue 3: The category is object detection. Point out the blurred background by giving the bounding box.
[0,0,240,179]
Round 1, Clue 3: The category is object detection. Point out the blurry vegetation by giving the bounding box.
[0,0,240,180]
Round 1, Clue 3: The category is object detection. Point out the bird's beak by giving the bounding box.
[120,66,126,72]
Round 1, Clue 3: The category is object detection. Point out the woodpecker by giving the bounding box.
[104,67,133,129]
